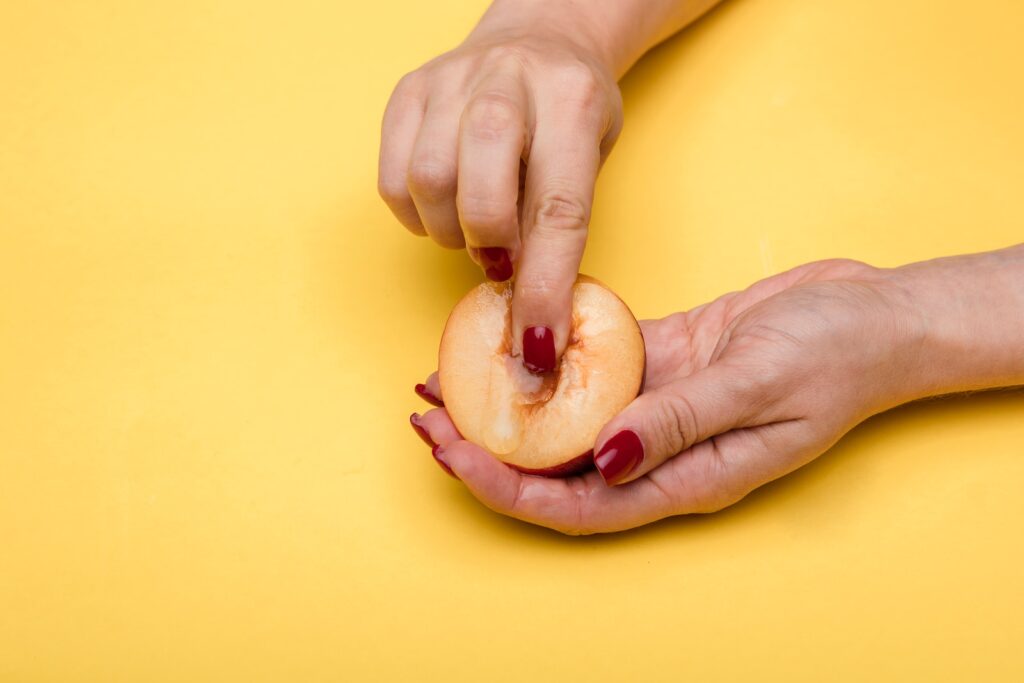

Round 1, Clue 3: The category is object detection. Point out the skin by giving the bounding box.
[385,3,1024,532]
[416,246,1024,534]
[379,0,723,361]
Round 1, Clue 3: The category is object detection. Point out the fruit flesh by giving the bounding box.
[438,276,645,475]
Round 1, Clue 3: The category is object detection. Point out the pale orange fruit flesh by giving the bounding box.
[438,276,645,476]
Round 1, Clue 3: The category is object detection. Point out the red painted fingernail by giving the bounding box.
[410,413,435,448]
[522,326,556,374]
[414,383,444,407]
[594,430,644,486]
[432,444,458,479]
[477,247,513,282]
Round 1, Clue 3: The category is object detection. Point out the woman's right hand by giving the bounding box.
[377,12,623,372]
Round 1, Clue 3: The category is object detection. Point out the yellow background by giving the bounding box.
[2,0,1022,680]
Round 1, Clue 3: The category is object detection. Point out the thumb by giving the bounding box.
[593,364,764,486]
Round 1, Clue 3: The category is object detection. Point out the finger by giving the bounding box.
[593,362,770,486]
[408,408,464,479]
[456,71,530,282]
[511,80,612,372]
[378,74,427,235]
[435,440,682,534]
[414,407,462,447]
[407,100,464,249]
[414,372,443,407]
[645,419,823,514]
[422,371,441,400]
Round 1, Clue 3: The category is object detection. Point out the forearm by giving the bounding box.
[468,0,724,77]
[890,244,1024,399]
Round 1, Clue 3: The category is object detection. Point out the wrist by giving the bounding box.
[466,1,642,77]
[882,245,1024,401]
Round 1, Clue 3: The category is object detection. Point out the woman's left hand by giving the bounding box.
[411,258,932,534]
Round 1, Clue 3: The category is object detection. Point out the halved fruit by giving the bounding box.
[438,275,645,477]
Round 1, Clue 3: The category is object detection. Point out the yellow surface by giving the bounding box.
[2,0,1022,680]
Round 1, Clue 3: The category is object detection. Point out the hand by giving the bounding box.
[411,259,930,534]
[378,18,622,370]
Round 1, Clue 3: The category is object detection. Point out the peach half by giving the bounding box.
[438,276,645,477]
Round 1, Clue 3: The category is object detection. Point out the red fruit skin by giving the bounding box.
[510,450,594,478]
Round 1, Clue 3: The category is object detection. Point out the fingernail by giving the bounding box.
[522,326,556,374]
[477,247,513,282]
[594,430,644,486]
[409,413,435,448]
[432,444,458,479]
[414,383,444,407]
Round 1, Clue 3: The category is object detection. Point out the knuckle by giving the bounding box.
[377,176,406,205]
[557,63,606,119]
[554,495,590,536]
[653,392,699,454]
[507,477,527,515]
[407,162,456,201]
[559,61,600,91]
[550,517,592,536]
[736,356,791,404]
[815,257,876,279]
[458,195,515,232]
[649,474,683,514]
[753,362,788,393]
[426,57,467,85]
[533,191,590,232]
[431,228,466,250]
[388,72,427,113]
[693,445,748,513]
[463,93,522,141]
[505,480,592,536]
[395,70,423,94]
[711,481,751,513]
[484,45,528,71]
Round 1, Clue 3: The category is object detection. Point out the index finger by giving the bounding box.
[511,83,616,374]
